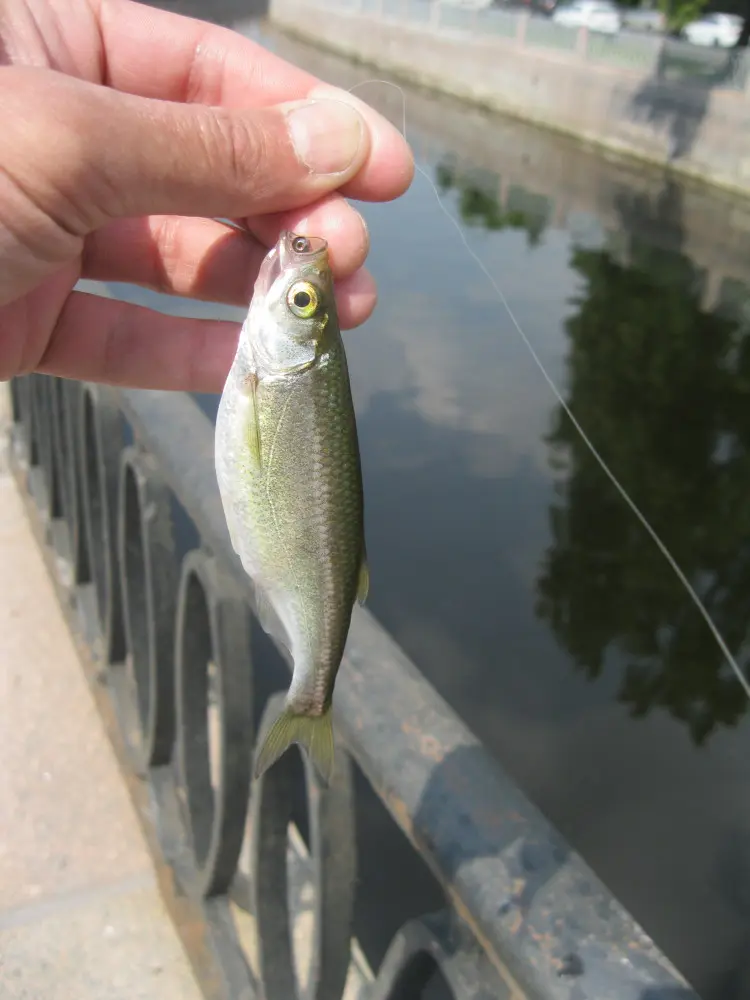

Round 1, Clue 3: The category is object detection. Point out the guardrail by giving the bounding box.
[6,371,699,1000]
[319,0,750,91]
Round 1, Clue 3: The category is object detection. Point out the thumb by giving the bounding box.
[0,66,369,242]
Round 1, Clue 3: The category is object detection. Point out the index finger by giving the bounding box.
[95,0,414,201]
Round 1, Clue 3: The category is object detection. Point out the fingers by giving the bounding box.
[0,66,386,303]
[80,196,373,327]
[333,268,377,331]
[94,0,414,202]
[38,291,241,391]
[82,217,266,304]
[96,0,319,102]
[304,86,414,204]
[37,278,376,391]
[246,191,370,279]
[1,67,371,224]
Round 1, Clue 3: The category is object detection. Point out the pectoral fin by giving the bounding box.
[241,371,262,470]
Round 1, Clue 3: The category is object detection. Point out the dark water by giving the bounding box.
[93,14,750,998]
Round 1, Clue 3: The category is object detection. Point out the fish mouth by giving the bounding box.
[279,231,328,269]
[255,245,282,298]
[254,232,330,297]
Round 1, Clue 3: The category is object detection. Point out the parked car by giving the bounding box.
[619,5,665,32]
[682,11,743,46]
[442,0,494,8]
[495,0,558,13]
[551,0,622,33]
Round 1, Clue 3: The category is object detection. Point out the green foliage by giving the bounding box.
[658,0,708,32]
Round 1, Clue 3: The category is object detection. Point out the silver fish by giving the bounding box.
[214,231,368,786]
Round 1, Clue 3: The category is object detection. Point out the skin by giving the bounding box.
[0,0,414,391]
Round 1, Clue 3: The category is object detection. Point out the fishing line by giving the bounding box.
[347,78,750,703]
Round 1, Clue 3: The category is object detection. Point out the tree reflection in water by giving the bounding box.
[435,158,548,246]
[437,155,750,745]
[536,234,750,744]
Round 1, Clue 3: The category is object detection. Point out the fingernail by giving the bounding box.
[286,99,365,175]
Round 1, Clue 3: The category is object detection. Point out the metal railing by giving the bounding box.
[319,0,750,92]
[6,371,699,1000]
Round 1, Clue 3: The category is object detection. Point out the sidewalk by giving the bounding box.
[0,391,203,999]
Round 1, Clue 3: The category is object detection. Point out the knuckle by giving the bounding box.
[0,67,111,235]
[197,108,269,197]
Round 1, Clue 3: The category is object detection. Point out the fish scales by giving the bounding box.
[215,231,367,786]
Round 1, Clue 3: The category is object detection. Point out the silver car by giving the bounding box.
[619,6,665,32]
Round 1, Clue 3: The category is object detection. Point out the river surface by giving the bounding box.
[95,13,750,998]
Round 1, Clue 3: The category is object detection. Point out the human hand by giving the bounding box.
[0,0,414,391]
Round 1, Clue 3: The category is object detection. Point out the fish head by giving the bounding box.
[243,231,336,376]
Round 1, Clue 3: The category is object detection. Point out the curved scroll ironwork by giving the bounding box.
[30,375,61,523]
[175,548,253,898]
[9,375,20,425]
[79,383,126,664]
[50,378,73,527]
[4,373,701,1000]
[371,912,503,1000]
[14,374,38,468]
[117,445,179,771]
[56,378,90,584]
[250,692,357,1000]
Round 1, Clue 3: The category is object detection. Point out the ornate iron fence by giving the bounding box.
[5,372,698,1000]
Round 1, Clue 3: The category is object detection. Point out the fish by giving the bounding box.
[214,231,368,787]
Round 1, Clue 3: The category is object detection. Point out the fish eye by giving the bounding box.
[287,280,319,318]
[291,236,311,253]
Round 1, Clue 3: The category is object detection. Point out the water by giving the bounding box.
[97,13,750,997]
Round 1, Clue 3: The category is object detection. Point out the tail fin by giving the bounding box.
[254,706,335,787]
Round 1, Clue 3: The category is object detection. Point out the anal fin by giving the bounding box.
[357,540,370,605]
[252,586,291,658]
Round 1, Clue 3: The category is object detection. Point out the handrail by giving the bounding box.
[6,372,698,1000]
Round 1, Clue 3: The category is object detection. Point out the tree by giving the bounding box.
[659,0,707,33]
[735,0,750,47]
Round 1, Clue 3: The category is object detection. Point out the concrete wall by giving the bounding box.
[269,0,750,197]
[266,26,750,313]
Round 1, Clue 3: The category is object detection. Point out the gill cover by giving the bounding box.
[240,232,333,472]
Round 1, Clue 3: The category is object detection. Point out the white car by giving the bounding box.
[682,12,742,47]
[441,0,494,7]
[551,0,622,34]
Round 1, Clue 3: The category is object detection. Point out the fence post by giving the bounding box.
[517,10,529,45]
[430,0,441,31]
[576,24,589,57]
[741,49,750,97]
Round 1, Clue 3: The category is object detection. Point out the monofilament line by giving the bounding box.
[348,78,750,703]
